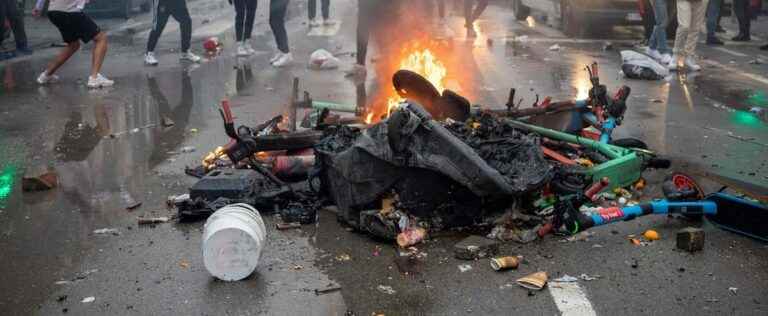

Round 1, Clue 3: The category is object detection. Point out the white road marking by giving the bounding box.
[308,21,341,37]
[712,46,749,57]
[549,282,598,316]
[701,59,768,85]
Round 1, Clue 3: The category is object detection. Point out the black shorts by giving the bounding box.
[48,11,101,44]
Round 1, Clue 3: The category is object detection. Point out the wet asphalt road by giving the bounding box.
[1,0,767,315]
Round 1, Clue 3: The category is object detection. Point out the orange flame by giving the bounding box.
[386,48,448,115]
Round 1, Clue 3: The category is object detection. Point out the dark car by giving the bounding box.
[513,0,643,37]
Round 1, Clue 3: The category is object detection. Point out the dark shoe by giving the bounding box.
[716,25,726,33]
[760,44,768,51]
[731,34,751,42]
[706,37,724,45]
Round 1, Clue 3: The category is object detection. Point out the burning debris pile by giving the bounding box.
[315,102,553,239]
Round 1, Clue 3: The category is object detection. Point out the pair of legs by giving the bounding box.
[464,0,489,27]
[672,0,708,69]
[147,0,192,53]
[270,0,290,53]
[234,0,257,42]
[732,0,751,40]
[705,0,723,42]
[0,0,29,51]
[308,0,329,20]
[45,32,108,78]
[648,0,670,54]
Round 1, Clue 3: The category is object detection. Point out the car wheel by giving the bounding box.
[512,0,530,21]
[561,0,587,37]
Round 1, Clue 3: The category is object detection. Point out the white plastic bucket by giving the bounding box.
[202,204,267,281]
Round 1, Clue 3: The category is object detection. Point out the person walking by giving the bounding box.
[0,0,32,55]
[646,0,673,64]
[732,0,751,41]
[231,0,257,56]
[269,0,292,67]
[144,0,201,66]
[669,0,709,71]
[308,0,330,27]
[33,0,113,88]
[706,0,724,45]
[464,0,489,37]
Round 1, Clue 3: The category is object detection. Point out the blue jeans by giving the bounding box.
[648,0,669,53]
[706,0,722,38]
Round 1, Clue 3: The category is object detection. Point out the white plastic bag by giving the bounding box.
[620,50,669,80]
[308,49,340,70]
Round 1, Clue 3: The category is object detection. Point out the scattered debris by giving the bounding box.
[748,58,764,65]
[125,201,142,210]
[161,116,175,127]
[643,230,660,241]
[137,216,170,225]
[276,222,302,230]
[377,285,396,295]
[81,297,95,303]
[458,264,473,273]
[21,170,58,191]
[677,227,705,252]
[335,254,351,262]
[93,228,120,236]
[602,42,614,51]
[579,273,600,281]
[553,274,578,283]
[181,146,197,153]
[314,283,342,295]
[454,235,499,260]
[548,44,561,51]
[490,256,520,271]
[729,287,738,295]
[517,271,548,290]
[308,49,341,70]
[56,295,68,302]
[397,227,427,248]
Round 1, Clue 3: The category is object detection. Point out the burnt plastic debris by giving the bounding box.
[177,169,291,219]
[315,101,552,232]
[280,201,318,224]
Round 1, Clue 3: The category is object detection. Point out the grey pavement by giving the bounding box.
[0,0,767,315]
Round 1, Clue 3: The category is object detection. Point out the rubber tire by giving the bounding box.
[610,138,649,150]
[512,0,530,21]
[550,166,589,196]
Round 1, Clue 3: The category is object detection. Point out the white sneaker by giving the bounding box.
[309,18,320,27]
[668,55,679,71]
[322,19,335,26]
[144,52,158,66]
[270,52,283,63]
[87,73,115,88]
[180,51,202,63]
[659,53,672,65]
[271,52,293,67]
[236,43,250,56]
[684,57,701,71]
[245,42,256,55]
[36,71,59,85]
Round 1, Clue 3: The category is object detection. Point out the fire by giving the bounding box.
[386,49,448,115]
[365,112,374,124]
